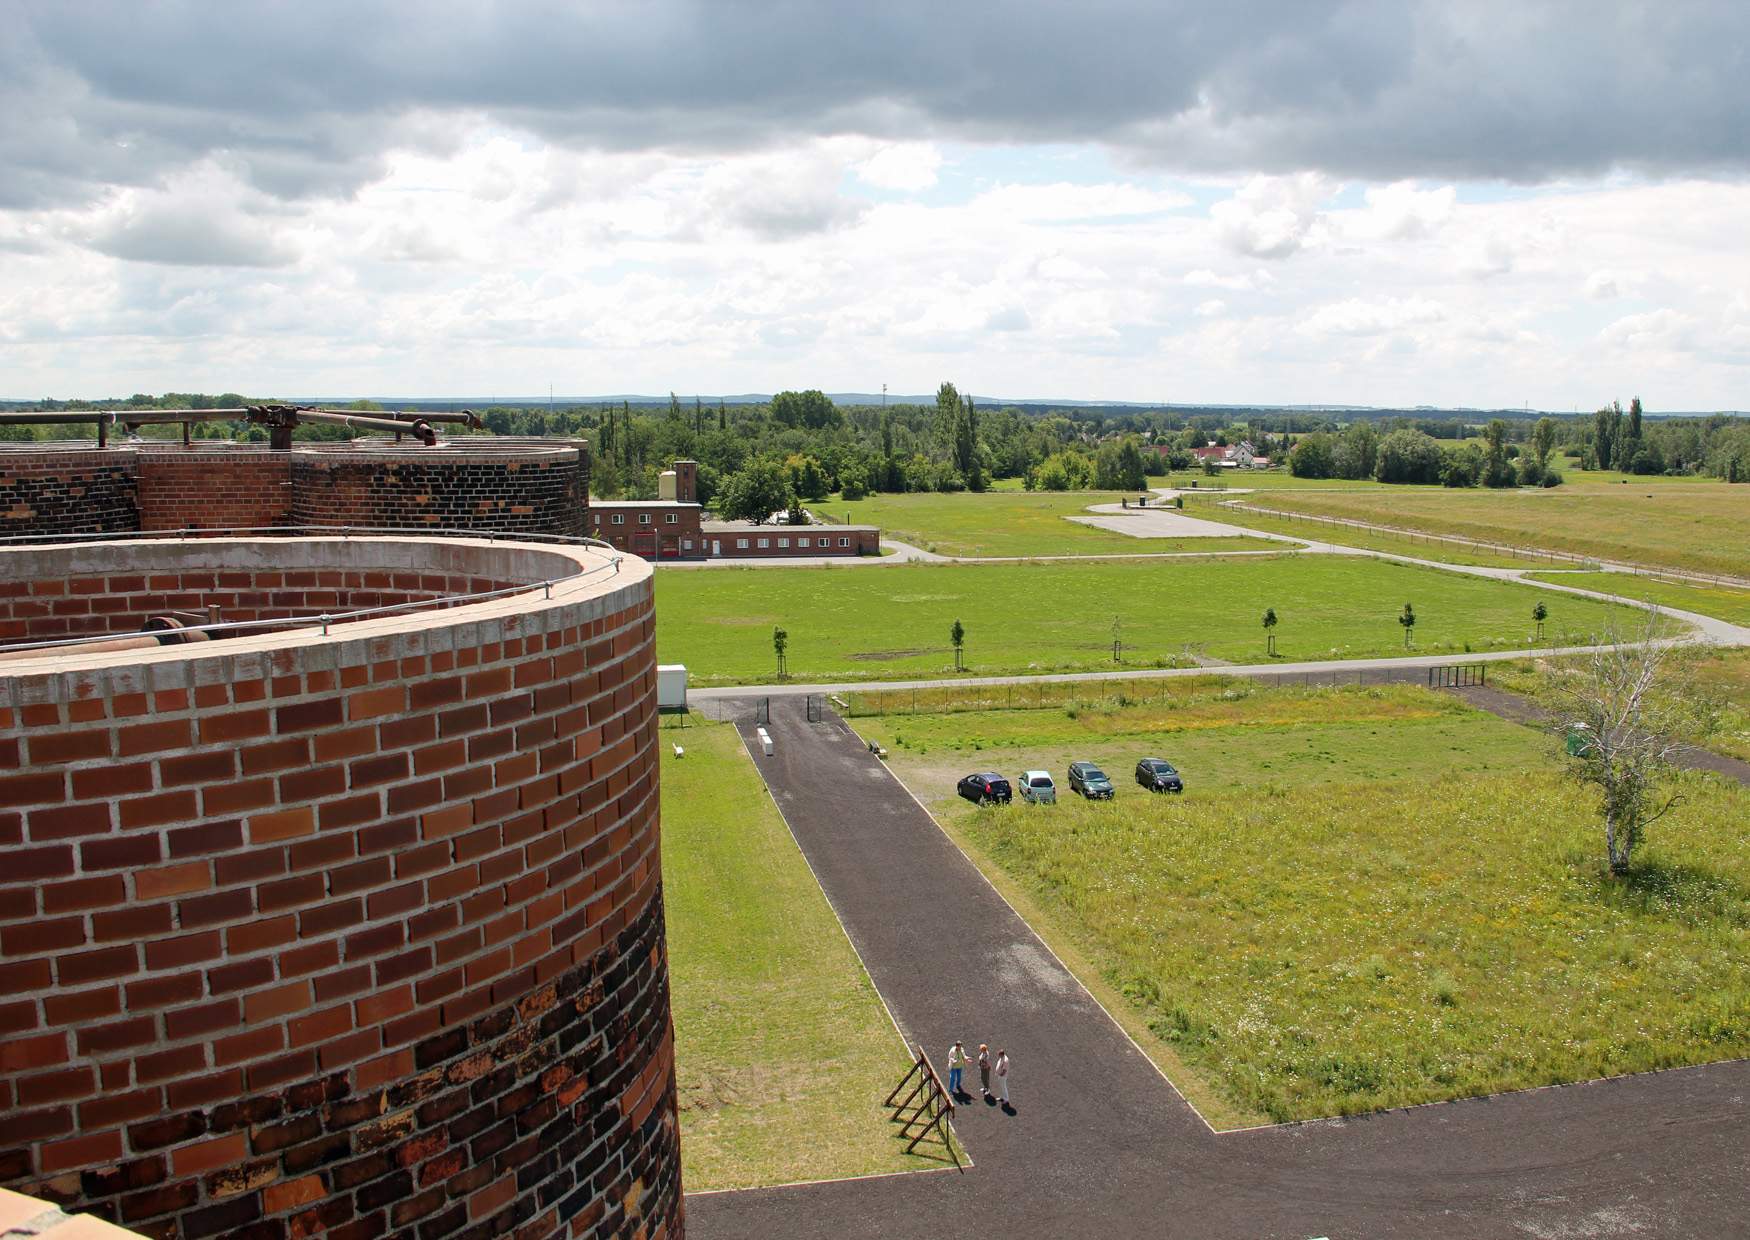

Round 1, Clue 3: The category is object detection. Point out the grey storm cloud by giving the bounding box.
[4,0,1750,209]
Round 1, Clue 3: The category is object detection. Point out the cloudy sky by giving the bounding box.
[3,1,1748,408]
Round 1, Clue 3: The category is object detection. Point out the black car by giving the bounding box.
[957,772,1013,805]
[1067,761,1115,799]
[1135,757,1184,793]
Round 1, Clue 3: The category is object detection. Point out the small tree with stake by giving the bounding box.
[1398,602,1416,649]
[950,619,965,671]
[1262,607,1278,657]
[1111,615,1123,664]
[1533,600,1548,643]
[772,626,788,680]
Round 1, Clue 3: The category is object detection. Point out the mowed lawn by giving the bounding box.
[1524,570,1750,626]
[655,556,1640,685]
[824,489,1274,557]
[1255,485,1750,578]
[660,721,935,1188]
[857,687,1750,1125]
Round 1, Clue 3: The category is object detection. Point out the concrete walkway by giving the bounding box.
[686,697,1750,1239]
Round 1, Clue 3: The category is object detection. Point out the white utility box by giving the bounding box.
[657,664,688,711]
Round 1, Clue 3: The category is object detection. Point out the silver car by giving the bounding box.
[1019,770,1057,804]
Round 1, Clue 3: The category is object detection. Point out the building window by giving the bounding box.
[798,537,810,548]
[757,538,769,549]
[681,539,693,550]
[838,537,850,547]
[737,538,749,550]
[778,538,790,548]
[639,513,652,525]
[611,514,624,525]
[665,513,678,524]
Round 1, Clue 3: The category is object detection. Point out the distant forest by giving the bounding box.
[5,388,1747,500]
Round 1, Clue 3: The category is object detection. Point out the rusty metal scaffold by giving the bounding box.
[0,405,484,449]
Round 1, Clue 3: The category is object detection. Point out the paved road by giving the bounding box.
[685,697,1750,1239]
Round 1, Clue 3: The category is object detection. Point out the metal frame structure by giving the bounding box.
[0,405,483,449]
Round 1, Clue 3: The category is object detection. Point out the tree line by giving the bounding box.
[7,391,1746,495]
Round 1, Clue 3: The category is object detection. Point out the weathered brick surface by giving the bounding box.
[0,538,680,1240]
[0,440,588,543]
[0,450,139,536]
[292,442,588,539]
[137,450,294,532]
[0,568,519,645]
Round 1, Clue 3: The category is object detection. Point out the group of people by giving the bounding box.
[945,1041,1011,1109]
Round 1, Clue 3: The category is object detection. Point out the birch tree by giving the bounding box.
[1549,614,1707,876]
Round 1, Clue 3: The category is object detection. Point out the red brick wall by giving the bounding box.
[0,541,680,1240]
[0,568,519,645]
[137,452,293,532]
[292,444,588,538]
[0,442,588,542]
[0,451,138,537]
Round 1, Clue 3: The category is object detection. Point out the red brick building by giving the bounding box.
[589,460,880,560]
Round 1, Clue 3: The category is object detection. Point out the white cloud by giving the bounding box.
[1183,268,1271,292]
[1210,173,1332,259]
[1346,181,1456,241]
[856,143,943,192]
[1599,308,1698,354]
[1300,297,1447,337]
[969,182,1191,221]
[1194,299,1227,318]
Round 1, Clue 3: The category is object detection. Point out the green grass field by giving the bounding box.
[1180,497,1550,568]
[856,688,1750,1125]
[661,721,939,1188]
[1251,485,1750,578]
[822,489,1275,557]
[655,556,1644,685]
[1524,571,1750,626]
[1492,647,1750,764]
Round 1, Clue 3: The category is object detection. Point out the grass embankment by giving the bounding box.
[1523,571,1750,627]
[661,721,934,1188]
[1248,485,1750,578]
[822,489,1274,557]
[655,556,1642,686]
[856,686,1750,1125]
[1181,497,1549,568]
[1492,647,1750,764]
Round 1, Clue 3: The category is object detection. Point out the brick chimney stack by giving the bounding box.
[672,459,698,503]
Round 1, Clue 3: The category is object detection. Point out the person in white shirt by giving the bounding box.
[977,1044,992,1099]
[995,1049,1011,1107]
[946,1041,967,1097]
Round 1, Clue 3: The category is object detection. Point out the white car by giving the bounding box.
[1019,770,1057,804]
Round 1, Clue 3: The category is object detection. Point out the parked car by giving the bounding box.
[1135,757,1184,793]
[957,772,1013,805]
[1018,770,1057,804]
[1067,761,1114,799]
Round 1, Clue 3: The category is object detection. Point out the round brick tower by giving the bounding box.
[0,536,680,1239]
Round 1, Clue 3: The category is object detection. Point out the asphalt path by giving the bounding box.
[684,697,1750,1239]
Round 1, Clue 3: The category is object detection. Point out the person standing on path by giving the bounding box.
[947,1041,966,1097]
[995,1050,1010,1108]
[977,1044,992,1100]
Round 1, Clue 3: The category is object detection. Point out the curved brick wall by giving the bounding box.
[0,440,588,542]
[292,441,588,538]
[0,538,680,1240]
[0,448,139,537]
